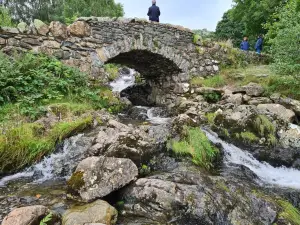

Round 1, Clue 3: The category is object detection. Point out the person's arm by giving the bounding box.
[240,42,243,49]
[147,7,151,16]
[158,7,161,16]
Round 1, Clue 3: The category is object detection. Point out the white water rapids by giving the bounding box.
[0,134,92,186]
[203,129,300,189]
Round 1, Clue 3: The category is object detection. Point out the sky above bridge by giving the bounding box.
[115,0,233,31]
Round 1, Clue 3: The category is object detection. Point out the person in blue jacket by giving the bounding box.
[147,0,160,22]
[240,37,250,51]
[255,35,263,54]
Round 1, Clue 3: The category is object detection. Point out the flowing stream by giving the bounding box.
[1,67,300,221]
[204,129,300,189]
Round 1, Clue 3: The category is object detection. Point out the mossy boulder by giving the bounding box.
[62,200,117,225]
[34,19,49,36]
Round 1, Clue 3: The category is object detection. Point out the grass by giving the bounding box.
[277,200,300,225]
[168,126,219,170]
[104,63,119,81]
[192,64,300,101]
[254,115,276,137]
[191,75,225,88]
[206,113,217,125]
[239,132,259,143]
[0,116,93,174]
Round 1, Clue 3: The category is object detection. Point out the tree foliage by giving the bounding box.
[215,9,245,48]
[266,0,300,76]
[3,0,124,24]
[0,6,14,27]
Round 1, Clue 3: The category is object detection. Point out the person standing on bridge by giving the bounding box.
[147,0,160,22]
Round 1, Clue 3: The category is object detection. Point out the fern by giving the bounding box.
[40,213,52,225]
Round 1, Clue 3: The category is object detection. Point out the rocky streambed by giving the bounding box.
[1,69,300,225]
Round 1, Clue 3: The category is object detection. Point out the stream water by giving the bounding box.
[204,129,300,189]
[1,68,300,222]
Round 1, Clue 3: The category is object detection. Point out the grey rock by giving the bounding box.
[257,104,295,122]
[62,200,117,225]
[34,19,49,36]
[70,156,138,201]
[248,97,272,105]
[234,82,264,97]
[17,22,29,33]
[49,21,68,39]
[2,205,50,225]
[1,27,19,34]
[120,162,279,225]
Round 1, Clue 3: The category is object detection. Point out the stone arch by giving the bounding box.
[95,36,190,76]
[95,37,191,105]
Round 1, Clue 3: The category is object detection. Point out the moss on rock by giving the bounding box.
[67,171,85,195]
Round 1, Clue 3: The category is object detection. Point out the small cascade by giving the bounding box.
[110,68,136,92]
[203,129,300,189]
[0,134,93,187]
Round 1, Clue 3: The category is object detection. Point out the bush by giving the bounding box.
[0,53,115,120]
[168,126,219,170]
[266,0,300,76]
[0,6,15,27]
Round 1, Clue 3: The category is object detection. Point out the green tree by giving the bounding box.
[266,0,300,76]
[231,0,285,36]
[215,9,245,48]
[0,6,14,27]
[4,0,124,24]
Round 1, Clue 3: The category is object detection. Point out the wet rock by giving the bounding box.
[234,82,264,97]
[49,21,68,39]
[68,156,138,201]
[62,200,117,225]
[126,106,148,121]
[68,21,91,37]
[120,162,280,225]
[33,19,49,36]
[257,104,295,123]
[2,205,56,225]
[120,84,154,106]
[119,67,131,75]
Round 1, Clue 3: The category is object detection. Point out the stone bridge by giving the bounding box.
[0,17,220,105]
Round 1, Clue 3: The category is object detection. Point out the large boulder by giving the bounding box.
[49,21,68,39]
[33,19,49,36]
[68,156,138,201]
[118,161,289,225]
[62,200,117,225]
[68,21,91,37]
[2,205,57,225]
[257,104,295,123]
[88,120,159,164]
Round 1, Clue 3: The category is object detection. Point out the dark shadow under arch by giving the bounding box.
[106,50,182,80]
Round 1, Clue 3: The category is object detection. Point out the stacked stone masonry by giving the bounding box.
[0,17,220,104]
